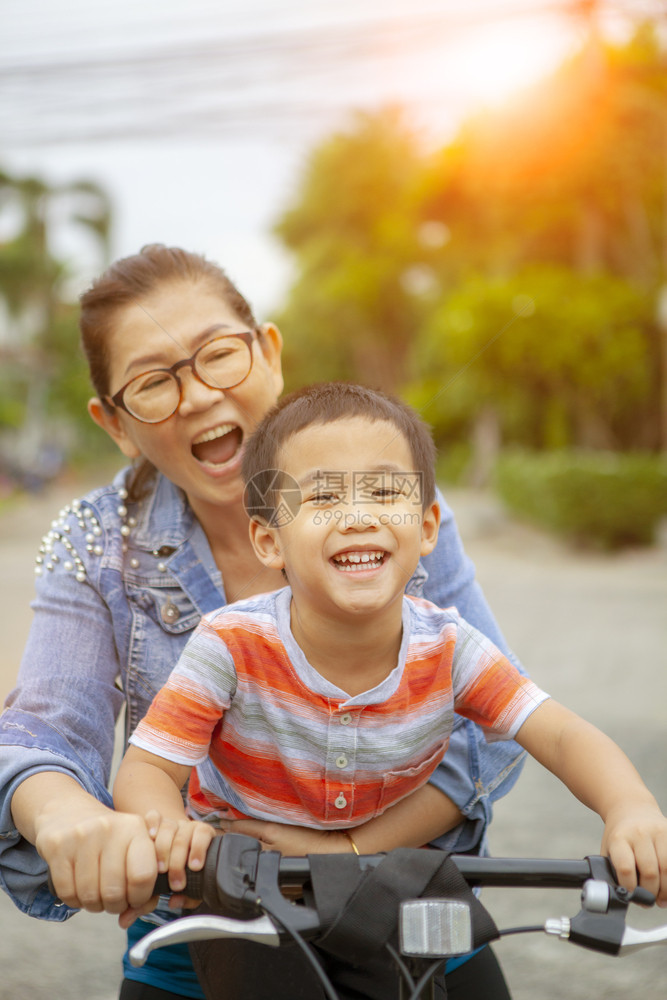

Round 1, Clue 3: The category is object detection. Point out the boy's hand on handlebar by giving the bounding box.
[602,800,667,907]
[217,817,351,856]
[145,809,218,892]
[118,813,219,930]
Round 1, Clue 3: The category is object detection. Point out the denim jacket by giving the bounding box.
[0,467,525,922]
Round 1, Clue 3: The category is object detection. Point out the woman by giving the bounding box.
[0,245,524,999]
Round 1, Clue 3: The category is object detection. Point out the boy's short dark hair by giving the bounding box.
[242,382,436,521]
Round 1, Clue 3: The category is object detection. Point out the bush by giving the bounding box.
[435,443,473,486]
[495,450,667,550]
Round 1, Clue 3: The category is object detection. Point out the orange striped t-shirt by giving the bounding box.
[130,587,548,828]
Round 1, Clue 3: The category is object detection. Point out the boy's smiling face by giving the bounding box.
[249,416,440,628]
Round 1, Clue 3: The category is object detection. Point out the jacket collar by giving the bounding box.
[126,471,196,551]
[406,560,428,597]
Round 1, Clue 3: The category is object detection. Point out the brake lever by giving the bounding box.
[129,914,280,967]
[619,922,667,954]
[544,856,659,957]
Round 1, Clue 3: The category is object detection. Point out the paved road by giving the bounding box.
[0,480,665,999]
[0,476,127,1000]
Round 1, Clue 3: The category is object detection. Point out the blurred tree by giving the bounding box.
[274,107,432,393]
[274,22,667,458]
[407,266,655,461]
[0,168,112,479]
[418,23,667,286]
[413,23,667,457]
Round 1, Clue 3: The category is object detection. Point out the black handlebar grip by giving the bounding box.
[153,867,206,899]
[47,868,206,902]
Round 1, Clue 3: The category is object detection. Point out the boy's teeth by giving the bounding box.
[192,423,235,445]
[333,550,384,571]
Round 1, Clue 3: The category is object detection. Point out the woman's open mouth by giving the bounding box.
[331,550,386,572]
[191,423,243,467]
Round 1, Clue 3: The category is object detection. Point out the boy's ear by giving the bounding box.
[420,500,440,557]
[249,516,285,570]
[87,397,142,459]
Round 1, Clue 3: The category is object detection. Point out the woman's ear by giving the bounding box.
[248,517,285,570]
[257,322,284,397]
[87,397,142,459]
[420,500,441,557]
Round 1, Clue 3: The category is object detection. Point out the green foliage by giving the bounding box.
[410,265,656,451]
[418,25,667,285]
[435,443,473,487]
[495,450,667,549]
[273,24,667,459]
[43,302,114,457]
[274,107,433,393]
[0,165,112,473]
[0,385,25,430]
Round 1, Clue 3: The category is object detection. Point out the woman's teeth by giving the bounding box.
[332,550,385,571]
[191,423,242,465]
[192,423,236,446]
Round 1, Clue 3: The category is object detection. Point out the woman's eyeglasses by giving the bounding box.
[105,331,255,424]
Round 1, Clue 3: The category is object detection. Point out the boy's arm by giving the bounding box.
[217,782,464,856]
[114,744,191,822]
[516,699,667,904]
[346,782,463,852]
[113,745,216,914]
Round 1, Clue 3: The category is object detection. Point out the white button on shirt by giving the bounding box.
[340,713,352,726]
[334,793,348,809]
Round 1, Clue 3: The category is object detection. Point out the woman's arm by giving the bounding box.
[517,699,667,904]
[419,490,527,851]
[0,493,136,918]
[352,782,464,852]
[217,783,464,856]
[113,745,216,912]
[420,490,517,660]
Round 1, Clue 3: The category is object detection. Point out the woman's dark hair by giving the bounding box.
[242,382,436,520]
[79,244,258,501]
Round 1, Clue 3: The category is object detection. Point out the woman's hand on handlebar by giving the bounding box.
[13,772,159,919]
[216,783,465,857]
[217,817,350,856]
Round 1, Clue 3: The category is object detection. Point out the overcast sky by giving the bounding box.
[1,0,652,316]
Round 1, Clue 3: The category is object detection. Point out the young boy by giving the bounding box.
[114,382,667,913]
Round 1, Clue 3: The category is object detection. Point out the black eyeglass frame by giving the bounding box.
[104,330,256,424]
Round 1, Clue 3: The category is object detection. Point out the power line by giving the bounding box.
[0,4,572,77]
[1,0,662,149]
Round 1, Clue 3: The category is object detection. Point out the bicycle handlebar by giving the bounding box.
[126,834,667,1000]
[152,839,653,902]
[45,830,666,983]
